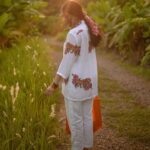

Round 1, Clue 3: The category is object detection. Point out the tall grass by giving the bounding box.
[0,37,60,149]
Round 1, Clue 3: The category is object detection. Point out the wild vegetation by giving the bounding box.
[0,1,63,149]
[0,37,61,149]
[86,0,150,66]
[0,0,49,47]
[0,0,150,149]
[0,0,71,47]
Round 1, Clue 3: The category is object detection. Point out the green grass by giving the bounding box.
[120,63,150,81]
[55,31,67,42]
[99,71,150,146]
[0,37,60,149]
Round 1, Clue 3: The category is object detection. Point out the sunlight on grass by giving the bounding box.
[0,37,60,149]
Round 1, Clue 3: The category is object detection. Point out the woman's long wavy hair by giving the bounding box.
[61,0,102,47]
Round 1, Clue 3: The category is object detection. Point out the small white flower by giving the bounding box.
[22,127,26,133]
[2,85,7,90]
[44,83,47,87]
[47,135,56,140]
[31,98,34,103]
[43,71,46,76]
[10,82,20,106]
[49,104,56,118]
[33,70,36,75]
[0,84,7,90]
[16,133,21,138]
[10,85,15,103]
[32,55,36,60]
[30,141,34,146]
[13,67,16,76]
[15,82,20,98]
[47,135,56,144]
[23,82,26,88]
[13,118,16,122]
[29,93,32,97]
[34,50,38,56]
[25,45,31,51]
[3,111,8,118]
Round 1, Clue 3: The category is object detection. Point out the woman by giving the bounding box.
[45,1,101,150]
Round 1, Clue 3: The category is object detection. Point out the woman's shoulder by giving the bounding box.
[68,28,78,37]
[69,21,88,36]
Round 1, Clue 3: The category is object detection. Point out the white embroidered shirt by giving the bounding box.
[57,20,98,101]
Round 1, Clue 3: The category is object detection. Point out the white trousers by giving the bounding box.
[64,97,93,150]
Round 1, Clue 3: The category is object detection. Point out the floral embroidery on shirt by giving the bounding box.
[72,74,92,90]
[65,42,80,56]
[77,29,83,35]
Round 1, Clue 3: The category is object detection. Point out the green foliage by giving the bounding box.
[87,0,111,25]
[55,31,67,42]
[0,37,60,149]
[141,44,150,66]
[0,0,12,6]
[39,15,62,35]
[0,13,10,32]
[0,0,48,47]
[87,0,150,66]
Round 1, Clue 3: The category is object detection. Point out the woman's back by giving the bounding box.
[58,20,98,101]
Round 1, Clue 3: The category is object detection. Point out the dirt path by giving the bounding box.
[47,39,150,150]
[98,52,150,106]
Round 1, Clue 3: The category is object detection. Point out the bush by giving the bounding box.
[86,0,150,66]
[0,0,48,47]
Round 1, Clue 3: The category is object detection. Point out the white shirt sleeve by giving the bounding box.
[57,32,78,79]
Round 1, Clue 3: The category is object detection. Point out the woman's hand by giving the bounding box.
[44,74,62,96]
[44,85,55,96]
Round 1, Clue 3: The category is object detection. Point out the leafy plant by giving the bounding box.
[87,0,150,66]
[141,44,150,66]
[0,0,48,47]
